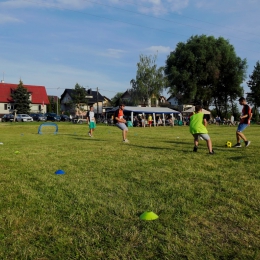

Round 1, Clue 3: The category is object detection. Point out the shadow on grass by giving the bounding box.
[71,137,106,142]
[128,144,172,150]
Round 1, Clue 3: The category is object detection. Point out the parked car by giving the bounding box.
[60,115,70,122]
[45,113,61,122]
[1,114,14,122]
[30,113,47,122]
[15,114,33,122]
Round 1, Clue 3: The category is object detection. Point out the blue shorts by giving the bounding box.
[237,123,248,132]
[116,123,128,131]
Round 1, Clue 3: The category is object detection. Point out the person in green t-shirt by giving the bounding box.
[189,105,214,155]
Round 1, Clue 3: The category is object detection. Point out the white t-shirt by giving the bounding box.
[89,111,95,122]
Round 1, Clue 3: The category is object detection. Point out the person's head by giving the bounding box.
[195,105,202,113]
[238,97,246,105]
[119,103,125,110]
[90,106,94,111]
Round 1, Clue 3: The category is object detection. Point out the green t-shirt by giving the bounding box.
[189,112,208,134]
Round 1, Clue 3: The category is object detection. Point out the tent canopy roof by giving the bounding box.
[182,106,211,114]
[107,106,180,114]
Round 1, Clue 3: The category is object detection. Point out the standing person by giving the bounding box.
[189,105,214,154]
[87,106,96,137]
[234,97,251,148]
[148,114,153,127]
[157,116,162,126]
[141,115,146,127]
[230,115,235,126]
[115,104,129,143]
[216,115,221,125]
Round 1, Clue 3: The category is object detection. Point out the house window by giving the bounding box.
[4,104,14,110]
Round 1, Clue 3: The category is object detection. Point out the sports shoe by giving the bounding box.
[88,132,91,137]
[209,150,215,155]
[123,139,129,143]
[245,141,251,147]
[234,143,242,148]
[193,146,198,152]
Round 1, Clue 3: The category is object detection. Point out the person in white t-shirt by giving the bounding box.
[87,106,96,137]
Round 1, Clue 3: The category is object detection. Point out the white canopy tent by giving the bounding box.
[107,106,181,126]
[182,106,211,115]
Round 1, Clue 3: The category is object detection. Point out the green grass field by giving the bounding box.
[0,122,259,259]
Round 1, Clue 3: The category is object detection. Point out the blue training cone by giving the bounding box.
[55,169,65,175]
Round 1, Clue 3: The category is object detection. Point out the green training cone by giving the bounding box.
[139,211,159,221]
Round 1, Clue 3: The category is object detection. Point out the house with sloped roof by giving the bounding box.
[60,88,105,116]
[0,81,49,116]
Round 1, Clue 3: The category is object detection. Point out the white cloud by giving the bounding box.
[0,0,34,9]
[136,0,189,15]
[193,0,259,13]
[0,57,128,98]
[98,49,126,59]
[0,14,22,24]
[0,0,91,10]
[167,0,189,12]
[0,0,189,16]
[145,45,172,54]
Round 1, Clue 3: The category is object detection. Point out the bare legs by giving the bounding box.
[236,131,247,143]
[122,129,128,141]
[194,138,213,153]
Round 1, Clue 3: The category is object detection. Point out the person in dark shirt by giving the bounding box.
[234,97,251,148]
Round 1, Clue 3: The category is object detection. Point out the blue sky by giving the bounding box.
[1,0,260,99]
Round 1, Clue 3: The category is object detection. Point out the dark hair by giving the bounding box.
[238,97,245,102]
[119,103,125,107]
[195,105,202,112]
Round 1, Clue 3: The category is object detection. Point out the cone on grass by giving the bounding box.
[139,211,158,220]
[55,169,65,175]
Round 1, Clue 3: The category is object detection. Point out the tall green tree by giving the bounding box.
[72,83,89,114]
[130,54,168,106]
[165,35,247,116]
[111,92,123,106]
[247,61,260,122]
[11,80,31,114]
[47,96,59,113]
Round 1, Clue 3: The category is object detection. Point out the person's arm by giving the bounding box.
[86,112,89,123]
[240,106,249,119]
[115,116,126,123]
[115,110,126,123]
[203,118,207,127]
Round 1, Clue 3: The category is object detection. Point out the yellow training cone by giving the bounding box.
[139,211,159,221]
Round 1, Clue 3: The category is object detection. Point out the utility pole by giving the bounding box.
[56,87,60,115]
[56,97,59,115]
[97,87,99,118]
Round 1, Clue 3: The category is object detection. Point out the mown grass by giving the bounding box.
[0,122,259,259]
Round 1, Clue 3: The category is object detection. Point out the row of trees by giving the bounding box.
[123,34,260,120]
